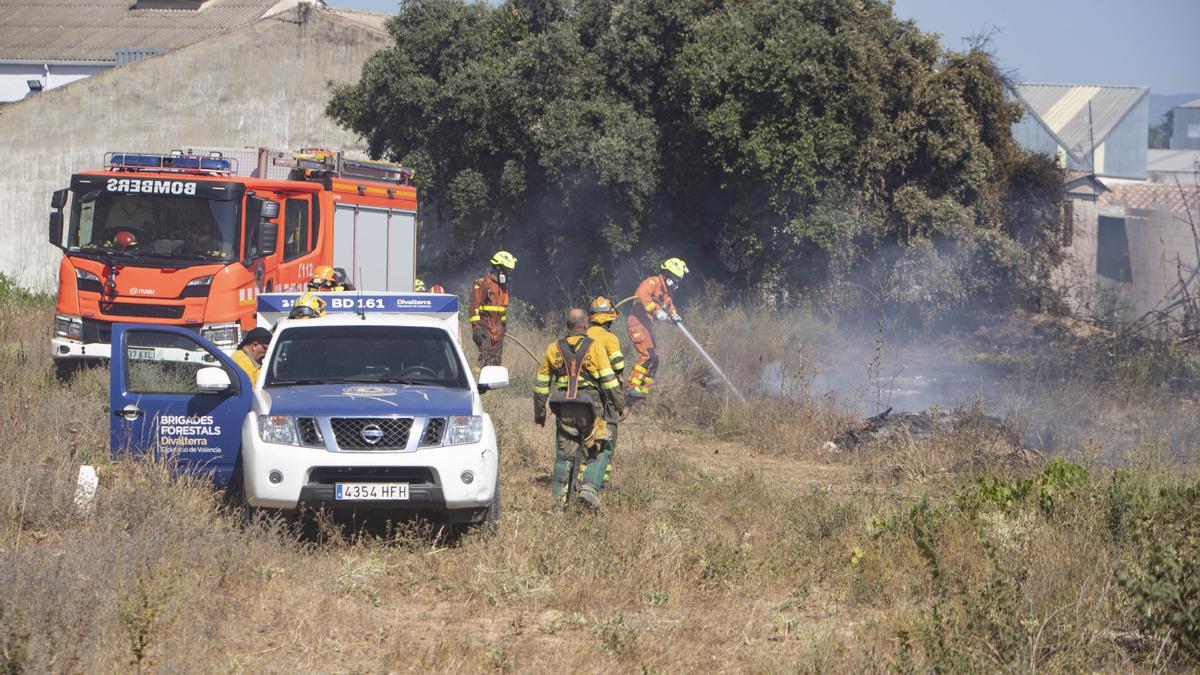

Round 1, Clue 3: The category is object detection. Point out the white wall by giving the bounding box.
[0,9,391,291]
[0,63,110,103]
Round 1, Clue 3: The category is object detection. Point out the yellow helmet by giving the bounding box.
[308,265,337,291]
[288,292,326,320]
[413,278,427,292]
[661,257,688,279]
[588,296,618,324]
[490,250,517,270]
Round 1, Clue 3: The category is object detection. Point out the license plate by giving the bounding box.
[335,482,409,501]
[128,347,156,361]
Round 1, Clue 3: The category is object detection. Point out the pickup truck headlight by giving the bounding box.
[444,415,483,446]
[258,415,299,445]
[54,314,83,340]
[200,322,241,347]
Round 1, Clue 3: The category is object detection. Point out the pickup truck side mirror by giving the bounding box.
[51,188,68,210]
[48,211,64,249]
[196,366,233,392]
[477,365,509,392]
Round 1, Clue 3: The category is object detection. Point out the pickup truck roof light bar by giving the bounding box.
[270,148,413,186]
[105,150,236,176]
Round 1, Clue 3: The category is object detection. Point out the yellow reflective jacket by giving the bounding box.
[587,323,625,376]
[232,349,260,384]
[534,332,625,421]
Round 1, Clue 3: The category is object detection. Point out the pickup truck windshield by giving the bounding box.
[68,192,239,264]
[264,325,469,390]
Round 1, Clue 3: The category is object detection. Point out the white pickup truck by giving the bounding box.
[108,292,506,528]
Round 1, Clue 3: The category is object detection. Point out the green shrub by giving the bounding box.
[1117,483,1200,665]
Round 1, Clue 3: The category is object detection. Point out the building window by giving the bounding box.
[1062,199,1074,248]
[283,198,313,261]
[1096,216,1132,282]
[1188,123,1200,139]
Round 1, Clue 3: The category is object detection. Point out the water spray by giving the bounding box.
[674,321,745,403]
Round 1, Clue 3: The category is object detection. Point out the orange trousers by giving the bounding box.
[625,314,658,394]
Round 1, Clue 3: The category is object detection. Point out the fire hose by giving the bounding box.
[503,332,542,364]
[616,297,744,401]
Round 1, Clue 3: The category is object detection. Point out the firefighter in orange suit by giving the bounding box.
[625,257,687,398]
[469,251,516,367]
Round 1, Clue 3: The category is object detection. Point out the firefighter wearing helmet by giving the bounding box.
[581,296,626,492]
[307,265,352,292]
[469,250,516,368]
[413,278,427,293]
[625,258,687,399]
[288,292,326,320]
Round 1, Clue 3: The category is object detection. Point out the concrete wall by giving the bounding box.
[1059,197,1200,322]
[1118,207,1200,319]
[0,63,110,103]
[0,7,390,291]
[1051,195,1106,316]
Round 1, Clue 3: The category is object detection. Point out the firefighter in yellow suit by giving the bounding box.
[534,308,628,509]
[584,296,625,490]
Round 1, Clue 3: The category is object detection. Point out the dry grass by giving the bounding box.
[1,292,1198,672]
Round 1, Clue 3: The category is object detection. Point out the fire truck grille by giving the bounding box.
[99,302,185,319]
[419,418,446,447]
[330,417,412,450]
[81,319,112,344]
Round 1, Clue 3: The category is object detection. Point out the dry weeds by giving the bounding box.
[0,293,1197,672]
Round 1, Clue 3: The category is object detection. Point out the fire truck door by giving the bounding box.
[276,195,321,291]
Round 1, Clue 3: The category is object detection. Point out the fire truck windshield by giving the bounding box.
[67,191,240,265]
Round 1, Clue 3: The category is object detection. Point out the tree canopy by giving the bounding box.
[328,0,1063,322]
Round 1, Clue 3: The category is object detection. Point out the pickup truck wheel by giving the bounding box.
[482,483,500,529]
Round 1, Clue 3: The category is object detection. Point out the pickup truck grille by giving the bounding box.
[297,418,323,446]
[309,466,436,485]
[419,418,445,447]
[330,417,412,450]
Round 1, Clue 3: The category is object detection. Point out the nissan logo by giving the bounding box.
[360,424,384,445]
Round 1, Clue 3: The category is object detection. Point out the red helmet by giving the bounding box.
[113,231,137,250]
[430,284,445,294]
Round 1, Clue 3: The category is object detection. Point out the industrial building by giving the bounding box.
[1170,98,1200,150]
[0,0,323,103]
[1011,84,1150,180]
[0,5,392,291]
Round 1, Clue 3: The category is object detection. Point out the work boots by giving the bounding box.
[576,483,602,510]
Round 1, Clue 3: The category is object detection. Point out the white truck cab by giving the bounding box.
[108,292,507,527]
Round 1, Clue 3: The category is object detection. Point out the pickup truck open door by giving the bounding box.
[109,323,253,487]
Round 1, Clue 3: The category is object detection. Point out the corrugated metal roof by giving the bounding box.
[1013,83,1149,162]
[0,0,286,62]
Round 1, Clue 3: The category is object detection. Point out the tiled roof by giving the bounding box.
[1013,84,1149,162]
[0,0,287,62]
[1099,181,1200,214]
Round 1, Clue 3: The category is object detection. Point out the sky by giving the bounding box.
[328,0,1200,95]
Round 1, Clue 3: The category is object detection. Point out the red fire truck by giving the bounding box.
[48,148,418,376]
